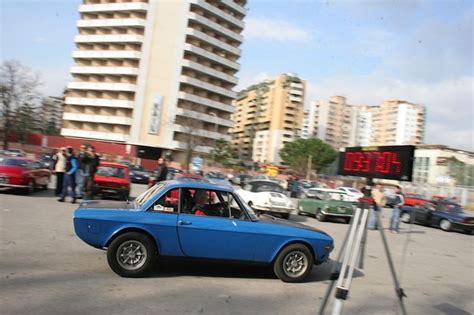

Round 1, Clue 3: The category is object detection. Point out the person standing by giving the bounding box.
[389,186,405,233]
[82,145,99,200]
[76,144,87,198]
[58,147,79,204]
[53,148,67,196]
[154,157,168,183]
[369,183,386,230]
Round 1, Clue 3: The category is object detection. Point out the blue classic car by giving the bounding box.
[74,179,334,282]
[400,202,474,233]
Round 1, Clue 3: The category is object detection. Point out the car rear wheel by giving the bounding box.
[107,232,156,277]
[400,212,411,223]
[439,219,452,232]
[315,209,326,222]
[22,181,35,195]
[273,243,313,283]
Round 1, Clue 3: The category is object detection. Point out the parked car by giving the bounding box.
[336,186,364,202]
[298,188,355,223]
[403,193,429,207]
[236,180,294,219]
[129,164,150,184]
[2,149,26,157]
[230,174,252,187]
[0,157,51,194]
[73,179,334,282]
[299,181,320,198]
[400,202,474,233]
[39,154,54,170]
[166,167,183,180]
[205,171,232,187]
[93,162,130,200]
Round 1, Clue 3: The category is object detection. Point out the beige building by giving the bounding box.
[41,96,64,133]
[63,0,245,161]
[230,74,305,164]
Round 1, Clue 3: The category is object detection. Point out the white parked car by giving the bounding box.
[236,180,294,219]
[336,186,364,202]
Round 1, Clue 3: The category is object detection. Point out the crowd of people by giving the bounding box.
[52,144,100,203]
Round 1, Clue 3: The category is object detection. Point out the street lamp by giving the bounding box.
[209,112,218,134]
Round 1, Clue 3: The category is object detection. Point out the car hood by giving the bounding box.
[0,166,25,176]
[79,199,135,210]
[258,214,329,236]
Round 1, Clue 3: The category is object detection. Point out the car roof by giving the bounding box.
[248,180,280,185]
[309,188,347,194]
[164,179,234,192]
[99,161,129,168]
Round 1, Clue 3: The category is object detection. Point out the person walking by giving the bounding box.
[154,157,168,183]
[58,147,79,204]
[53,148,67,196]
[389,186,405,233]
[76,144,87,198]
[369,183,386,230]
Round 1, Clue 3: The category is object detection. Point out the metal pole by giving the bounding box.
[307,155,312,181]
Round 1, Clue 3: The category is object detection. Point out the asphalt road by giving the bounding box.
[1,183,473,315]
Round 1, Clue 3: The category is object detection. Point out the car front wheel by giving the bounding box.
[273,243,313,282]
[315,209,326,222]
[400,212,411,223]
[107,232,156,277]
[439,219,452,232]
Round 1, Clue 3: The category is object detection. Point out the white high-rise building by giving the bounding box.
[63,0,246,162]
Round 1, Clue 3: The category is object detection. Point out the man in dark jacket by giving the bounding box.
[82,145,100,200]
[154,157,168,182]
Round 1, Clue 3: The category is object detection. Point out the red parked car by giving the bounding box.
[0,157,51,194]
[93,162,130,200]
[404,193,429,207]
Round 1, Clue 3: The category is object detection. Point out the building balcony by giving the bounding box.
[70,66,139,76]
[182,60,237,85]
[177,91,233,113]
[180,75,236,99]
[190,0,244,29]
[65,97,134,109]
[63,113,133,125]
[67,82,137,92]
[175,108,233,128]
[173,125,231,141]
[183,43,239,71]
[289,95,303,103]
[77,18,146,28]
[189,13,243,43]
[290,89,303,96]
[221,0,246,15]
[186,28,240,56]
[72,50,142,59]
[61,128,129,142]
[172,141,214,154]
[290,82,303,89]
[74,34,144,43]
[79,2,148,13]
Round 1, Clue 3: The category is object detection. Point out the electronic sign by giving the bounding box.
[337,145,415,181]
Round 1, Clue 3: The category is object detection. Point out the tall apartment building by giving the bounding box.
[62,0,246,162]
[312,96,358,149]
[371,100,425,146]
[230,73,305,164]
[300,111,310,139]
[42,96,65,133]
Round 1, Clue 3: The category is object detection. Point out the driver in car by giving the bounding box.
[191,190,209,216]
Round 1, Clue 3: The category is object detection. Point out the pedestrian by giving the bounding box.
[76,144,87,198]
[58,147,79,204]
[82,145,99,200]
[53,148,67,196]
[369,183,386,230]
[389,186,405,233]
[154,157,168,183]
[290,177,299,198]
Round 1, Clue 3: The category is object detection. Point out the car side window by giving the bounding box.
[150,188,179,213]
[184,188,230,218]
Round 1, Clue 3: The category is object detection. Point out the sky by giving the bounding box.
[1,0,473,151]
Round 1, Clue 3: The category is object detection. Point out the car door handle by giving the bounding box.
[178,220,192,225]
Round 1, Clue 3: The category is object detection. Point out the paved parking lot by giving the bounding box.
[1,184,473,315]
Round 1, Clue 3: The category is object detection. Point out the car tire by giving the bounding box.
[400,212,411,223]
[315,209,326,222]
[344,217,351,224]
[107,232,157,277]
[439,219,452,232]
[280,213,290,220]
[23,181,35,195]
[273,243,313,283]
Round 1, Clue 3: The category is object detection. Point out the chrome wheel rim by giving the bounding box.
[401,213,411,223]
[440,220,451,231]
[116,240,147,271]
[282,250,308,278]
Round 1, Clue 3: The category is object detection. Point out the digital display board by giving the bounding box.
[337,145,415,181]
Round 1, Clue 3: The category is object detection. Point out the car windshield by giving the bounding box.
[135,183,166,208]
[207,173,226,179]
[235,193,258,221]
[0,158,27,167]
[251,183,284,193]
[96,166,126,178]
[437,203,463,212]
[130,165,144,172]
[347,188,360,193]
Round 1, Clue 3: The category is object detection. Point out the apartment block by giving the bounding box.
[41,96,65,133]
[63,0,246,162]
[230,74,305,164]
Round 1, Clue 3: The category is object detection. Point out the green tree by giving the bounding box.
[209,139,237,167]
[279,138,337,175]
[13,103,41,143]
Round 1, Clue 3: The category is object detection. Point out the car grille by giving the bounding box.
[0,176,8,184]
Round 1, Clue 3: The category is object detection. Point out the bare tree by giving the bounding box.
[0,60,42,149]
